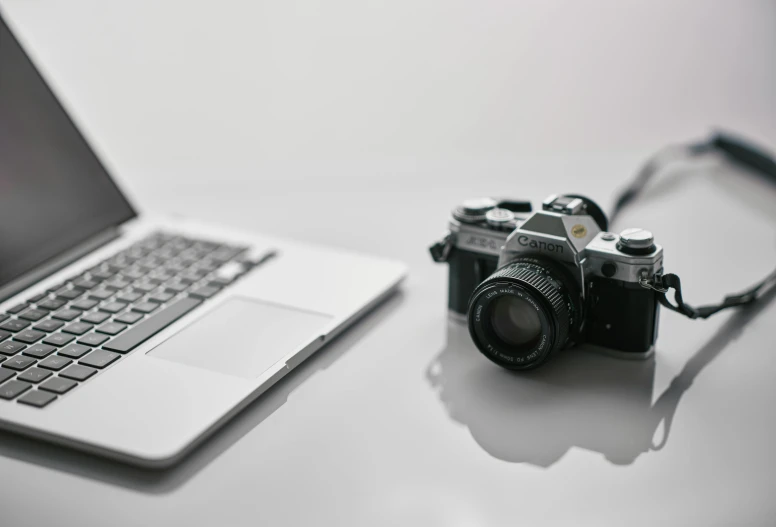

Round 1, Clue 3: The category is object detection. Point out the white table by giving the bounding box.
[2,1,776,525]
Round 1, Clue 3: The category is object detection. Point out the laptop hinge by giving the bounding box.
[0,227,122,303]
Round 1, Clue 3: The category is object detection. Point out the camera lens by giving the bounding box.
[467,257,581,370]
[490,296,542,347]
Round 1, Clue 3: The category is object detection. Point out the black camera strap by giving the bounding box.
[611,131,776,320]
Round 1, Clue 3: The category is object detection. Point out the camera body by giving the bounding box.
[430,195,664,370]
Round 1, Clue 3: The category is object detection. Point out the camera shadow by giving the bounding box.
[0,291,404,494]
[426,286,776,467]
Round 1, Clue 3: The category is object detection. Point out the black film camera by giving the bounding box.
[430,195,664,370]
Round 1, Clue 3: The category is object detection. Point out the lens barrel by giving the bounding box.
[467,257,580,370]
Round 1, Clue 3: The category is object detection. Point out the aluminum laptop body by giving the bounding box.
[0,11,406,467]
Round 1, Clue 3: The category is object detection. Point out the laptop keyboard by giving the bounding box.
[0,232,271,409]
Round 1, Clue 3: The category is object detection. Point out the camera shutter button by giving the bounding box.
[617,228,656,255]
[485,208,515,229]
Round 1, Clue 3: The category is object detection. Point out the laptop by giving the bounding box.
[0,12,406,467]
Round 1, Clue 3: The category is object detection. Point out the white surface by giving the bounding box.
[1,1,776,525]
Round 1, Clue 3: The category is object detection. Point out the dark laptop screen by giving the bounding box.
[0,14,135,289]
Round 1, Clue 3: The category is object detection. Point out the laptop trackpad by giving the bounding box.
[148,297,332,379]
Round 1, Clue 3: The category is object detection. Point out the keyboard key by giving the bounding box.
[211,246,243,262]
[0,369,15,384]
[104,278,131,290]
[0,314,8,324]
[81,311,110,324]
[164,281,188,293]
[39,355,73,371]
[127,248,149,260]
[192,240,219,252]
[17,367,52,384]
[39,377,77,394]
[7,303,29,314]
[72,278,98,290]
[116,291,142,303]
[18,390,57,407]
[27,292,48,303]
[133,282,156,293]
[114,311,143,324]
[0,380,32,400]
[60,365,97,381]
[90,269,115,281]
[0,341,26,356]
[0,319,30,332]
[183,267,208,279]
[137,256,163,271]
[46,282,66,293]
[71,298,99,311]
[121,268,147,281]
[23,344,57,359]
[57,289,83,301]
[132,302,159,314]
[52,309,81,321]
[33,319,65,332]
[63,322,93,335]
[147,268,174,281]
[106,261,129,272]
[143,275,164,286]
[100,301,127,314]
[13,330,45,344]
[0,329,11,342]
[96,322,127,335]
[164,262,187,273]
[148,291,174,304]
[115,253,139,264]
[59,344,91,359]
[105,297,201,353]
[189,286,220,300]
[18,309,47,322]
[177,275,196,285]
[77,333,109,347]
[80,350,120,369]
[2,355,35,371]
[88,289,114,301]
[38,297,67,311]
[43,333,75,347]
[194,259,220,273]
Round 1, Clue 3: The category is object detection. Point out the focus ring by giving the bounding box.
[483,260,571,352]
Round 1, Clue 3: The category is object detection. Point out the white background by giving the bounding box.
[1,1,775,525]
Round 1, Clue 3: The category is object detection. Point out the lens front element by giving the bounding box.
[490,296,542,348]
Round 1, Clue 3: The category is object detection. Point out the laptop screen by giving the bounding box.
[0,14,135,289]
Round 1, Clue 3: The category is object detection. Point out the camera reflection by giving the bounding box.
[426,285,776,467]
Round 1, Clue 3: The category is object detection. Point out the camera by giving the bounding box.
[430,194,664,370]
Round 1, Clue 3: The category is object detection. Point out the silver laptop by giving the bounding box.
[0,13,406,467]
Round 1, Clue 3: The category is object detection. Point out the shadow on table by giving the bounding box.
[0,291,405,493]
[426,286,776,467]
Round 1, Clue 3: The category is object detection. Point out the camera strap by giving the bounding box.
[647,271,776,320]
[612,131,776,320]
